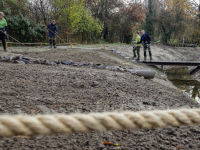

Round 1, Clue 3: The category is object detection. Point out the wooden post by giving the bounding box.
[71,43,73,49]
[161,65,164,71]
[6,43,8,48]
[104,44,106,50]
[40,43,43,48]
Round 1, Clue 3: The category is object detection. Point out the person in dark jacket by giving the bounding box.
[0,12,8,52]
[46,20,58,48]
[136,30,152,61]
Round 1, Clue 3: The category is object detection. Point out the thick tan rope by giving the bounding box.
[0,109,200,137]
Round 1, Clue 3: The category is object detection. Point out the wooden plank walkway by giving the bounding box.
[142,61,200,70]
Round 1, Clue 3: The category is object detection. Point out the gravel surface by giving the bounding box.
[0,46,200,149]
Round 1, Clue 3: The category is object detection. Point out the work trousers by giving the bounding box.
[0,34,6,50]
[144,45,152,60]
[133,46,141,60]
[49,37,56,46]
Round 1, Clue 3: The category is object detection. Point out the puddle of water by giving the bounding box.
[166,67,200,103]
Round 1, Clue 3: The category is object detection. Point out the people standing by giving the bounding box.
[137,30,152,61]
[47,20,58,48]
[133,31,141,60]
[0,12,8,52]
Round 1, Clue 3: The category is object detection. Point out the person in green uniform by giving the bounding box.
[133,31,141,60]
[0,12,8,52]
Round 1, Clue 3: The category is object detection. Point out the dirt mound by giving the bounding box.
[0,47,199,149]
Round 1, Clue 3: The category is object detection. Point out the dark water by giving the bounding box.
[166,68,200,103]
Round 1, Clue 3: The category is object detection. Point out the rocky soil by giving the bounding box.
[0,45,200,149]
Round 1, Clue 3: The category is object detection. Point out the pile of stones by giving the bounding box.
[0,55,137,74]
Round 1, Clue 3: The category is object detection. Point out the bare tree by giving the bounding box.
[28,0,58,25]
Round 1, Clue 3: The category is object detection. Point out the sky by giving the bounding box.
[194,0,199,5]
[125,0,200,4]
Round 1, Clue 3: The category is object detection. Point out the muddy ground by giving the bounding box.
[0,45,200,149]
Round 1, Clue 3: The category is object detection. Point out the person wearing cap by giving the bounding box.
[0,12,8,52]
[46,20,58,48]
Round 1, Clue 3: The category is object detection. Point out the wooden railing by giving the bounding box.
[166,43,196,47]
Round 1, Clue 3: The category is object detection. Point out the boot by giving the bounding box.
[49,39,52,48]
[53,40,56,48]
[144,51,147,61]
[4,49,7,52]
[149,51,152,60]
[136,55,140,61]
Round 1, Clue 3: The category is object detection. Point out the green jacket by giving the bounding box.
[136,35,141,47]
[0,18,7,28]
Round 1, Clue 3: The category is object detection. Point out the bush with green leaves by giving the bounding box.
[8,14,46,43]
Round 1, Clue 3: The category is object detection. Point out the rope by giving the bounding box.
[47,27,68,45]
[0,109,200,137]
[0,30,28,49]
